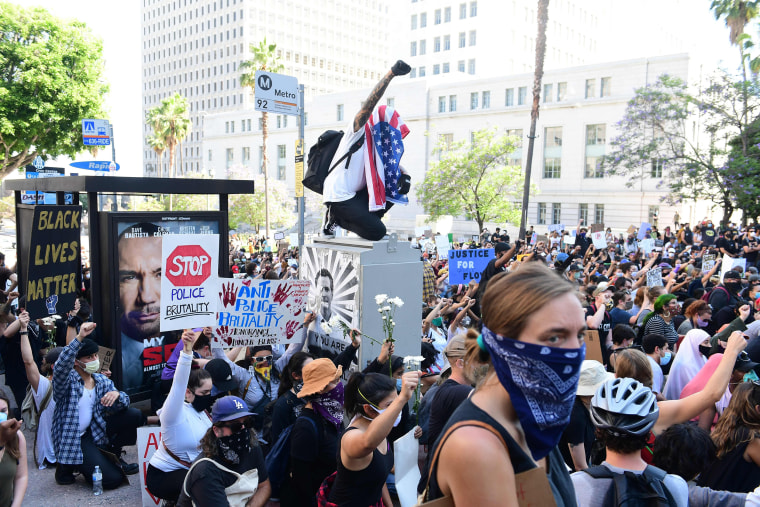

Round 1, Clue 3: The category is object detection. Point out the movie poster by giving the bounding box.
[301,247,359,362]
[112,215,222,396]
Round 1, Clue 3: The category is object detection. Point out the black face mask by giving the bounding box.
[699,344,713,358]
[191,393,214,413]
[217,429,252,464]
[725,281,741,293]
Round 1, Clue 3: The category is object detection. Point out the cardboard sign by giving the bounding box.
[702,254,716,274]
[137,427,162,506]
[160,234,219,331]
[590,223,604,233]
[583,330,604,364]
[515,466,558,507]
[637,222,652,240]
[435,235,451,258]
[627,225,637,235]
[213,279,311,347]
[721,257,746,282]
[591,231,607,250]
[448,249,495,284]
[24,206,82,318]
[647,267,663,287]
[97,346,116,374]
[547,223,565,233]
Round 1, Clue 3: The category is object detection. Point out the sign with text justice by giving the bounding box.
[447,248,494,284]
[213,279,311,347]
[160,234,219,331]
[26,206,81,318]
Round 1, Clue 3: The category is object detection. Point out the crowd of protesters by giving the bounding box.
[3,217,760,506]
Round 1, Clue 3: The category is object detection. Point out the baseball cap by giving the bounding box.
[592,282,613,297]
[658,262,672,269]
[444,334,467,358]
[205,359,238,392]
[211,395,256,423]
[734,351,760,373]
[569,263,583,272]
[495,242,510,254]
[724,270,741,280]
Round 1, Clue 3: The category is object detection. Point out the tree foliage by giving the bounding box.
[0,3,108,177]
[228,175,295,232]
[416,129,533,233]
[145,93,191,178]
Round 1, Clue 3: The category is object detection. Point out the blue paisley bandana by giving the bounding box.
[481,325,585,460]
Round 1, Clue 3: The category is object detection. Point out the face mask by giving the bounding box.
[605,301,614,311]
[725,282,741,293]
[395,378,403,392]
[630,270,639,277]
[699,344,712,357]
[217,428,252,465]
[78,358,100,374]
[660,351,672,366]
[254,364,272,382]
[624,301,633,311]
[366,404,402,427]
[311,382,345,428]
[696,316,709,328]
[573,272,582,280]
[744,370,760,383]
[480,325,585,461]
[0,412,7,423]
[191,393,214,412]
[432,317,443,327]
[462,316,471,327]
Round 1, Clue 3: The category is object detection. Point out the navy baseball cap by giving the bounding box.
[211,395,256,423]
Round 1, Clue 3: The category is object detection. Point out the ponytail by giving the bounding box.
[344,372,395,418]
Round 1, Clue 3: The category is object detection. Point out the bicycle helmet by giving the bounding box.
[590,377,659,436]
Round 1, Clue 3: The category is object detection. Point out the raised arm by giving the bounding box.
[161,330,199,426]
[274,312,314,373]
[352,60,411,133]
[18,311,40,392]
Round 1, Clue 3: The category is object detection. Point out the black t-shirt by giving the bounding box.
[427,379,473,447]
[478,258,506,298]
[716,237,738,256]
[178,443,269,507]
[743,238,759,263]
[559,398,595,472]
[702,226,716,246]
[585,304,612,365]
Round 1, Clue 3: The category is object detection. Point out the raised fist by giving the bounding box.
[391,60,411,76]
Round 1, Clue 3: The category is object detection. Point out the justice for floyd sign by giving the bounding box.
[160,234,219,331]
[25,206,81,318]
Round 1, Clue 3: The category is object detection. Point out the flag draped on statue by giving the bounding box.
[364,105,410,212]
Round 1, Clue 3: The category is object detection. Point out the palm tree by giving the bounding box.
[159,93,192,178]
[147,134,165,176]
[519,0,550,240]
[240,38,284,239]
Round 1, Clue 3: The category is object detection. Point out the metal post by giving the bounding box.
[109,122,117,211]
[298,84,305,249]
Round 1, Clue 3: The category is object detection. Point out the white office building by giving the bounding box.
[203,53,714,236]
[140,0,399,178]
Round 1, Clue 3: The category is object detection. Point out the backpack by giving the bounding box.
[265,415,318,492]
[583,464,678,507]
[702,285,729,303]
[21,382,52,433]
[303,130,364,195]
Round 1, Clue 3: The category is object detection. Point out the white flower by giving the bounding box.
[389,297,404,308]
[403,355,425,370]
[378,308,383,313]
[382,316,387,320]
[41,317,53,326]
[328,315,341,327]
[375,294,388,305]
[382,306,391,312]
[51,315,62,320]
[320,322,332,334]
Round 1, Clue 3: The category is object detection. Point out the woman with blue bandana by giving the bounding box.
[419,263,584,506]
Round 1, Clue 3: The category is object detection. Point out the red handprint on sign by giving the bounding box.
[285,319,302,340]
[216,326,233,346]
[220,282,237,308]
[273,283,294,305]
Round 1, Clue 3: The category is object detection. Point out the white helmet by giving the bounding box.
[590,377,659,436]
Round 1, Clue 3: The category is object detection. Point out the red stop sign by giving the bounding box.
[166,245,212,286]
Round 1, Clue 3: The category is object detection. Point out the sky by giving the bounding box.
[10,0,741,179]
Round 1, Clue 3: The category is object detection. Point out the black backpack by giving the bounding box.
[303,130,363,194]
[583,465,678,507]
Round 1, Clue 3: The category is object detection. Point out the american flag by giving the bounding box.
[364,105,410,212]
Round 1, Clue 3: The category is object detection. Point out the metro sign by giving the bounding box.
[165,245,211,286]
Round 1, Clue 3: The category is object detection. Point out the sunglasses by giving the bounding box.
[612,345,645,354]
[254,355,273,364]
[223,420,247,433]
[191,327,204,333]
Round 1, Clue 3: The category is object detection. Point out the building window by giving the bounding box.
[543,83,553,103]
[277,145,286,180]
[410,41,417,56]
[459,32,466,48]
[469,30,477,46]
[433,64,440,75]
[208,149,212,161]
[226,148,233,169]
[601,77,611,97]
[410,68,417,78]
[434,36,441,52]
[225,121,229,133]
[460,3,467,19]
[595,204,605,224]
[337,104,344,121]
[552,203,562,225]
[505,88,514,106]
[242,146,250,164]
[443,62,450,73]
[470,1,478,16]
[538,203,547,225]
[420,39,427,55]
[458,60,465,72]
[518,86,527,105]
[438,133,454,159]
[411,14,417,29]
[651,158,664,178]
[419,66,426,77]
[434,9,441,24]
[579,204,589,224]
[506,128,523,168]
[543,126,562,178]
[468,59,476,74]
[470,92,478,110]
[444,35,450,50]
[276,115,281,128]
[449,94,457,111]
[438,96,446,113]
[420,12,427,27]
[585,78,596,99]
[444,6,451,22]
[482,90,490,109]
[557,82,567,101]
[648,206,659,225]
[584,124,606,178]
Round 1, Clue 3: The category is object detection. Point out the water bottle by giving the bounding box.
[92,465,103,496]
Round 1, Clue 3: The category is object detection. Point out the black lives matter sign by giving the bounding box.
[25,206,81,318]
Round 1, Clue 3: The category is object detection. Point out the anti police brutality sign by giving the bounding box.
[160,234,219,331]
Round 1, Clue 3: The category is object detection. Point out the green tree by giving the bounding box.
[228,176,295,232]
[240,39,284,238]
[145,93,191,178]
[416,129,533,233]
[727,116,760,222]
[519,0,550,240]
[0,3,108,177]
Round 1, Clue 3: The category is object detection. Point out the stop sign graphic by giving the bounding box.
[166,245,211,286]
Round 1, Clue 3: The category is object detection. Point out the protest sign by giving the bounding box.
[25,206,82,318]
[530,232,538,245]
[590,223,604,233]
[137,427,162,506]
[591,231,607,250]
[214,278,311,347]
[160,234,219,331]
[721,257,746,282]
[97,346,116,374]
[702,254,716,274]
[637,222,652,240]
[394,428,421,507]
[435,235,451,258]
[627,225,637,235]
[647,267,663,287]
[639,238,655,255]
[547,223,565,233]
[583,331,604,364]
[448,249,495,284]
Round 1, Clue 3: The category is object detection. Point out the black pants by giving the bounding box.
[329,188,393,241]
[146,463,188,501]
[106,406,144,451]
[78,431,124,490]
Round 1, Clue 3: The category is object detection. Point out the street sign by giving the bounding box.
[32,156,45,170]
[23,166,73,204]
[294,139,304,198]
[254,71,300,116]
[82,119,111,146]
[69,161,121,172]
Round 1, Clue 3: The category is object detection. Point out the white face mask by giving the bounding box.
[78,358,100,374]
[364,404,402,427]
